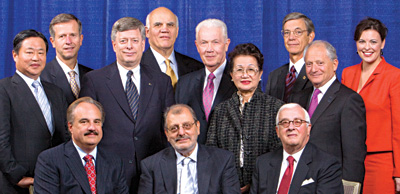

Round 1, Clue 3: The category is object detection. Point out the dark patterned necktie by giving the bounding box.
[126,70,139,120]
[278,156,295,194]
[83,155,96,194]
[284,66,297,102]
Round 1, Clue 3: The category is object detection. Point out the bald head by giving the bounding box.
[145,7,179,57]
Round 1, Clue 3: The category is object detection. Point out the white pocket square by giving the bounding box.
[301,178,314,186]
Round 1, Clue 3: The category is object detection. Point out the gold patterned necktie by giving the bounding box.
[165,59,177,88]
[68,71,79,99]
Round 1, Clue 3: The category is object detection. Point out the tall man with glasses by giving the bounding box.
[250,103,343,194]
[138,104,240,194]
[265,12,314,102]
[289,40,366,186]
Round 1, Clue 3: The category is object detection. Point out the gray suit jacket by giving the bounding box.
[138,144,240,194]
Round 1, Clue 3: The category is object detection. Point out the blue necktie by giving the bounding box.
[125,71,139,120]
[32,81,54,135]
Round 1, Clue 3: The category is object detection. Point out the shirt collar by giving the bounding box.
[205,59,226,80]
[150,47,177,66]
[314,75,336,95]
[283,144,306,163]
[289,57,305,74]
[72,140,97,162]
[16,70,41,86]
[117,61,141,78]
[56,56,79,75]
[176,143,199,165]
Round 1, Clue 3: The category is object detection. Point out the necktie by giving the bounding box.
[68,71,79,99]
[180,158,194,194]
[284,66,297,102]
[203,73,215,121]
[83,155,96,194]
[32,81,54,135]
[125,70,139,120]
[165,59,178,88]
[308,89,321,118]
[278,156,295,194]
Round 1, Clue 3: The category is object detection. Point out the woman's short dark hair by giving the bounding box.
[354,17,388,41]
[228,43,264,72]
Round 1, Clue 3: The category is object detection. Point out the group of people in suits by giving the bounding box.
[1,5,399,194]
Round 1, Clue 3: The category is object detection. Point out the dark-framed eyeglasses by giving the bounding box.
[232,68,259,77]
[281,29,308,37]
[278,119,309,128]
[167,121,196,133]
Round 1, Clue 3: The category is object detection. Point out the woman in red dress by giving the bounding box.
[342,17,400,193]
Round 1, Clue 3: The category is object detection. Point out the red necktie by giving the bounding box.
[203,73,215,121]
[278,156,295,194]
[284,66,297,102]
[308,89,321,118]
[83,155,96,194]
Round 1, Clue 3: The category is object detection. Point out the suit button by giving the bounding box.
[134,137,138,140]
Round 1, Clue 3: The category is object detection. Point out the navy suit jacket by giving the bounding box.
[289,80,366,183]
[138,144,241,194]
[141,48,203,77]
[175,65,236,144]
[250,143,343,194]
[41,58,92,105]
[34,140,129,194]
[265,63,311,102]
[79,61,174,193]
[0,73,69,193]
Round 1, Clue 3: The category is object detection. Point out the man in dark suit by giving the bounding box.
[139,104,240,194]
[142,7,203,88]
[80,17,174,193]
[251,103,343,194]
[175,19,236,144]
[34,97,128,194]
[41,13,92,105]
[289,40,366,185]
[265,12,314,102]
[0,30,69,193]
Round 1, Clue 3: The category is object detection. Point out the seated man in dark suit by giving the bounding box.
[41,13,92,105]
[139,104,240,194]
[34,97,129,194]
[250,103,343,194]
[289,40,366,185]
[265,12,314,102]
[0,29,69,193]
[142,7,203,88]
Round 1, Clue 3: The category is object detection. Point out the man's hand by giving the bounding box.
[17,177,34,188]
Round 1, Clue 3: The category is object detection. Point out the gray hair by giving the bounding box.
[163,104,198,130]
[282,12,315,35]
[276,103,310,126]
[145,7,179,28]
[305,40,338,61]
[67,97,105,124]
[111,17,145,41]
[195,18,228,41]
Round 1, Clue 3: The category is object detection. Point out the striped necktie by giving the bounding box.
[126,70,139,120]
[284,66,297,102]
[32,81,54,135]
[68,71,79,99]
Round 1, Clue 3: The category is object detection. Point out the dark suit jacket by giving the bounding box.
[289,79,366,183]
[250,143,343,194]
[0,73,69,193]
[141,48,203,77]
[265,63,312,102]
[175,65,236,144]
[41,58,93,105]
[138,144,241,194]
[206,90,284,186]
[79,62,174,193]
[34,140,129,194]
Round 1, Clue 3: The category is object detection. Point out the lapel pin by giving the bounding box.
[303,76,306,80]
[148,83,152,86]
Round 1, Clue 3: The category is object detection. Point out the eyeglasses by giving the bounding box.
[278,119,309,128]
[232,68,259,77]
[167,122,196,133]
[281,29,308,37]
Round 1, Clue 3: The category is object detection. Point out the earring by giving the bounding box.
[381,50,384,56]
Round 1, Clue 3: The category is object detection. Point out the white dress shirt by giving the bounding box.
[150,47,179,79]
[117,62,141,94]
[276,146,306,193]
[56,56,81,88]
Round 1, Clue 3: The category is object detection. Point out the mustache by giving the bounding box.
[175,135,191,142]
[84,130,99,136]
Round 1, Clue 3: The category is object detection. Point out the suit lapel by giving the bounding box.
[311,80,340,124]
[268,149,284,193]
[175,51,185,76]
[136,65,154,125]
[289,145,312,194]
[160,148,178,194]
[293,65,309,92]
[276,64,289,99]
[196,70,206,115]
[48,59,72,96]
[197,145,211,194]
[105,63,135,123]
[12,74,49,134]
[213,70,234,110]
[95,150,107,194]
[65,141,92,194]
